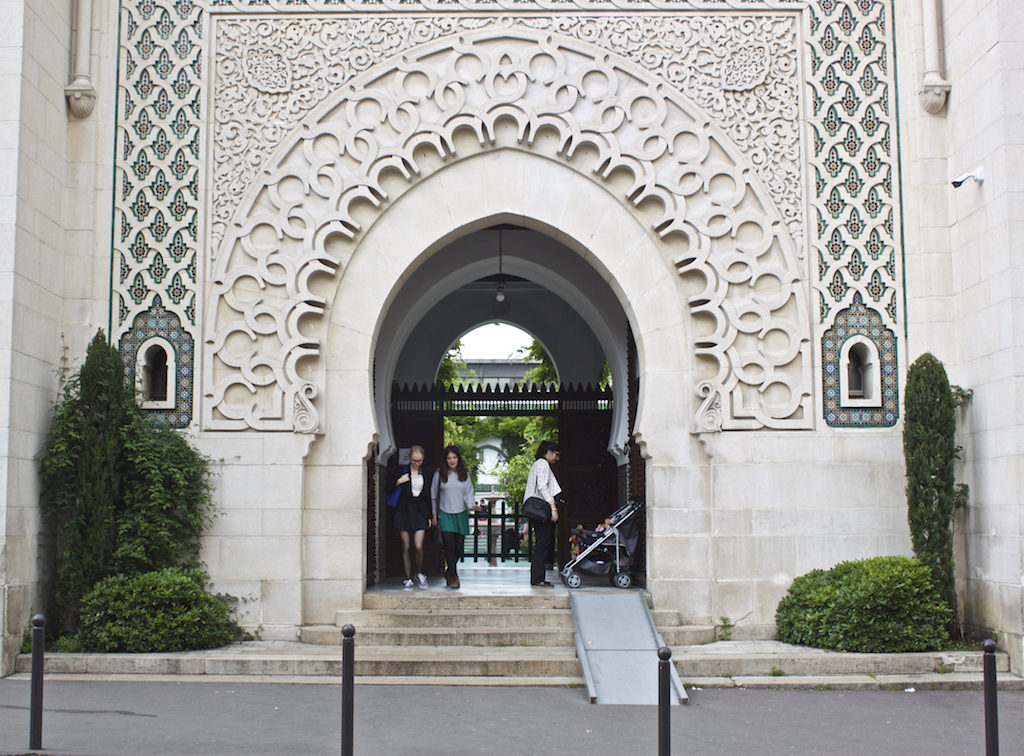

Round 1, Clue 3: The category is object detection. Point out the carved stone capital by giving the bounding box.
[919,74,950,115]
[65,76,97,118]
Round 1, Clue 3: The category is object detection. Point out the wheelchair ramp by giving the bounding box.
[570,591,687,705]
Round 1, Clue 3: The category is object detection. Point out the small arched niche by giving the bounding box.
[136,337,176,410]
[840,336,881,408]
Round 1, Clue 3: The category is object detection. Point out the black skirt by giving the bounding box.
[394,491,431,533]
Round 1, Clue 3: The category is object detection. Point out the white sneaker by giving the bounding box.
[416,573,428,589]
[402,578,414,590]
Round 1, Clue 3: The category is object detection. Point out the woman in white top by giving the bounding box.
[431,444,478,589]
[523,440,561,587]
[389,444,432,590]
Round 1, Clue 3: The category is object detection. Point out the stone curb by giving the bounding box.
[682,672,1024,691]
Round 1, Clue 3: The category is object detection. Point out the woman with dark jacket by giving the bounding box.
[390,444,432,590]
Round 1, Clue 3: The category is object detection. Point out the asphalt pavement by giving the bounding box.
[1,678,1022,755]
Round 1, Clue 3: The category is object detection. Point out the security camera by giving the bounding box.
[951,167,983,187]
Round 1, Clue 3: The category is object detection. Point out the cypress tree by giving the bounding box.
[39,332,132,631]
[903,352,965,635]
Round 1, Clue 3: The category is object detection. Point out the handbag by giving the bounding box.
[385,466,407,508]
[428,523,444,550]
[522,496,551,522]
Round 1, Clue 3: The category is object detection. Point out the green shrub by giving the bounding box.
[38,331,213,634]
[775,556,951,652]
[72,568,245,653]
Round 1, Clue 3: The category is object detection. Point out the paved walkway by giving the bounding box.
[1,678,1022,755]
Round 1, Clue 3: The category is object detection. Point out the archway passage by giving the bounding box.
[377,382,629,581]
[373,225,632,460]
[367,222,643,585]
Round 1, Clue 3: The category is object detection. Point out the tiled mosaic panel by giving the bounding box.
[113,0,200,418]
[821,293,897,427]
[120,297,195,426]
[111,0,902,428]
[808,0,899,426]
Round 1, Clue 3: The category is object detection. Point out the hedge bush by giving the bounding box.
[69,568,244,653]
[775,556,951,652]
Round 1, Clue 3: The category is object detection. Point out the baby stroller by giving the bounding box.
[560,501,641,589]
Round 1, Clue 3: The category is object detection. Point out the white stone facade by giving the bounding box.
[0,0,1021,675]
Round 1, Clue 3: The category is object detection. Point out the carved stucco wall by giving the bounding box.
[110,0,903,434]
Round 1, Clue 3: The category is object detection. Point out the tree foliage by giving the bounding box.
[519,339,558,385]
[438,336,571,509]
[38,331,213,634]
[442,415,483,482]
[903,352,968,633]
[435,339,476,388]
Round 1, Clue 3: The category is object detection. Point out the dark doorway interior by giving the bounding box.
[376,383,628,579]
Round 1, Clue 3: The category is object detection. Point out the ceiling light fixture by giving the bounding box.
[495,228,506,302]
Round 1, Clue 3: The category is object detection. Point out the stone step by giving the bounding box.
[656,625,715,646]
[361,592,571,610]
[16,645,582,679]
[333,608,574,629]
[352,646,580,677]
[671,643,1013,677]
[301,624,575,647]
[649,609,682,626]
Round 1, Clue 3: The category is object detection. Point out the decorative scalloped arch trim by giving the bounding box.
[205,27,812,432]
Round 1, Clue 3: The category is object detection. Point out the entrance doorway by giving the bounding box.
[366,223,646,587]
[377,381,623,579]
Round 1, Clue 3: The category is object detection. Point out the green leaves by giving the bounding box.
[72,568,243,652]
[775,557,951,652]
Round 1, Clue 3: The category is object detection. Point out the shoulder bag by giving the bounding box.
[385,466,407,508]
[522,496,551,522]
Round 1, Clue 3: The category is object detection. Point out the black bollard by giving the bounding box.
[983,638,998,756]
[341,624,355,756]
[658,646,671,756]
[29,614,45,750]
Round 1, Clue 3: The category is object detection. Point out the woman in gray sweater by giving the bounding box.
[431,444,478,589]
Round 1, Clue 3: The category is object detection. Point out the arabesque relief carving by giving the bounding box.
[214,14,802,250]
[206,28,812,432]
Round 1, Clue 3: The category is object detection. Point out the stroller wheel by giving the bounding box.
[565,571,583,589]
[612,571,632,589]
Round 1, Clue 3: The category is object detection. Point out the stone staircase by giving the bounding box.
[297,591,582,684]
[18,590,1016,691]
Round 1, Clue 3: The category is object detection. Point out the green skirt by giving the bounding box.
[438,509,470,536]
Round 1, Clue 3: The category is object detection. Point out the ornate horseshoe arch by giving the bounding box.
[204,24,813,433]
